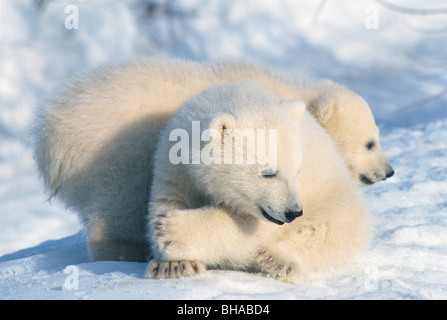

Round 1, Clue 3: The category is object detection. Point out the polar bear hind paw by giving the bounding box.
[144,260,206,279]
[256,249,301,284]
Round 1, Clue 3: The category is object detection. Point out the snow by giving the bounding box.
[1,0,446,300]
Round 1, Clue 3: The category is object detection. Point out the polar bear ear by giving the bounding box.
[208,112,237,135]
[308,95,337,123]
[280,99,306,122]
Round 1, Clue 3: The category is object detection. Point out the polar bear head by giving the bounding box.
[308,81,394,186]
[184,84,305,225]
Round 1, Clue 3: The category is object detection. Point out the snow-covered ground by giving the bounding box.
[1,0,446,299]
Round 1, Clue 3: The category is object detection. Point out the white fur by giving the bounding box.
[145,83,370,283]
[33,59,385,264]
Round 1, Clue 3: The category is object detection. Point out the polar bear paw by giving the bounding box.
[151,211,175,253]
[256,248,301,284]
[151,210,192,260]
[144,260,206,279]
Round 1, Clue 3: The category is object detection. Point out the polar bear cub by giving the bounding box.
[146,82,306,276]
[146,82,369,283]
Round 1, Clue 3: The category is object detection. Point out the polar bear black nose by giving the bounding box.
[386,169,394,178]
[284,210,303,223]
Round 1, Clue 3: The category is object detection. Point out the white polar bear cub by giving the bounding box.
[146,83,370,283]
[147,82,305,276]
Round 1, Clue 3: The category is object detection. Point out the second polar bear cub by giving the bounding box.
[147,82,306,276]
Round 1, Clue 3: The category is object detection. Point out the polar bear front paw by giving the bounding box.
[151,212,174,252]
[144,260,206,279]
[151,210,189,260]
[256,249,301,284]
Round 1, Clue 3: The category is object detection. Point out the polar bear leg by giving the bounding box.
[85,215,148,262]
[149,206,258,263]
[145,206,231,279]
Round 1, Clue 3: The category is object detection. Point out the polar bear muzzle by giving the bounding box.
[259,206,303,225]
[359,164,394,185]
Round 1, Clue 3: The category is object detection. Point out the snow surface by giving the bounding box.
[1,0,447,299]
